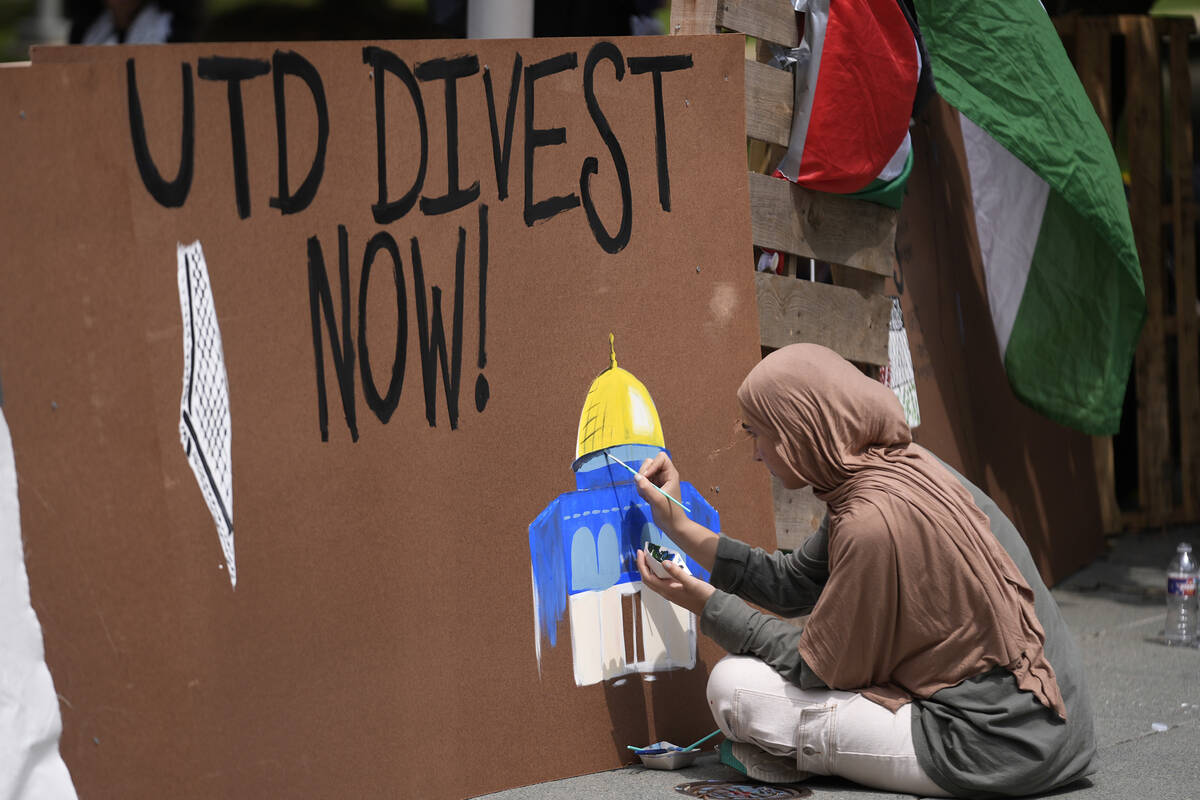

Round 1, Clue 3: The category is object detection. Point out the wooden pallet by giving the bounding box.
[1056,15,1200,530]
[671,0,899,548]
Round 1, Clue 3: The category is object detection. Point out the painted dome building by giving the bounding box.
[528,337,720,687]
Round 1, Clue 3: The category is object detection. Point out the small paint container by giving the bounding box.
[643,543,690,579]
[635,743,702,770]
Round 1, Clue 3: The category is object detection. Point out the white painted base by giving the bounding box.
[567,583,696,687]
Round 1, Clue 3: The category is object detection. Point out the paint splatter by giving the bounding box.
[177,242,235,588]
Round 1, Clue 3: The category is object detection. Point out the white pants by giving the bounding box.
[707,656,950,797]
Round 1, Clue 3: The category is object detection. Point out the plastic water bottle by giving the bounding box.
[1165,543,1198,646]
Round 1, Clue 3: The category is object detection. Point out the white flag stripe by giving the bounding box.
[877,131,913,183]
[960,114,1050,357]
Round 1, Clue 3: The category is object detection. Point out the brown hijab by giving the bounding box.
[737,344,1065,718]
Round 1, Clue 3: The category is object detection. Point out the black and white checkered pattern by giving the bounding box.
[177,242,235,587]
[884,295,921,430]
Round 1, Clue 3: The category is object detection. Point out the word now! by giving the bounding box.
[307,206,490,439]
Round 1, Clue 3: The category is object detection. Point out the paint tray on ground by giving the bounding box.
[634,742,705,770]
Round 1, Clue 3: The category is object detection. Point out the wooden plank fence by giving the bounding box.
[671,0,900,548]
[1057,15,1199,530]
[674,5,1200,540]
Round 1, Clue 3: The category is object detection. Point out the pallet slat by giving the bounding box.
[1092,436,1121,534]
[1122,16,1172,518]
[673,0,909,548]
[1169,20,1200,519]
[746,59,792,147]
[749,171,897,276]
[756,271,891,365]
[716,0,799,48]
[830,265,887,296]
[1064,17,1123,532]
[772,477,826,552]
[669,0,720,34]
[1061,15,1200,529]
[1073,18,1114,142]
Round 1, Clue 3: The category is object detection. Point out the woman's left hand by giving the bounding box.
[636,549,715,616]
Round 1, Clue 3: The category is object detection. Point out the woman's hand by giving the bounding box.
[637,549,715,616]
[633,451,721,573]
[635,451,687,536]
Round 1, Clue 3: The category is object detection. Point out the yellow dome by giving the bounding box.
[575,334,666,460]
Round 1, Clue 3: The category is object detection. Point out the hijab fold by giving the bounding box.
[737,345,1065,718]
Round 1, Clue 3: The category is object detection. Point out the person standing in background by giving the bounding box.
[67,0,198,44]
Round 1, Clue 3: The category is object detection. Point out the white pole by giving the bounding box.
[467,0,534,39]
[35,0,69,44]
[15,0,68,57]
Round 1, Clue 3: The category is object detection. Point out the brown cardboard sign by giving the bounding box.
[0,36,773,798]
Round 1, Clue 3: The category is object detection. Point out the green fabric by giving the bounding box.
[913,0,1145,435]
[1006,189,1147,433]
[843,146,913,209]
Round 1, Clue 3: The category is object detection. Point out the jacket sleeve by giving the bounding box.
[708,515,829,617]
[700,589,828,689]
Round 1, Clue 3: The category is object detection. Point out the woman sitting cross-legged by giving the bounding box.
[633,344,1095,797]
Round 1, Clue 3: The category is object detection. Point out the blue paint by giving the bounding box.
[571,523,621,591]
[528,500,568,648]
[605,452,692,513]
[569,526,599,592]
[528,444,720,649]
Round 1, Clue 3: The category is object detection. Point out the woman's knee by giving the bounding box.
[706,656,752,734]
[707,655,784,736]
[707,655,763,706]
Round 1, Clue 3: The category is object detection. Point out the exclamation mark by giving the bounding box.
[474,203,490,412]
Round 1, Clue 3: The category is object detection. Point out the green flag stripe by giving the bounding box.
[913,0,1140,285]
[1006,189,1146,434]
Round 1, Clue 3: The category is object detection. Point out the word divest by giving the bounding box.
[125,41,697,439]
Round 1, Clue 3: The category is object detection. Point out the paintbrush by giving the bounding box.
[626,729,722,754]
[604,452,692,513]
[679,728,722,751]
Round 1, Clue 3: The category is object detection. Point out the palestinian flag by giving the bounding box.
[913,0,1144,435]
[777,0,920,195]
